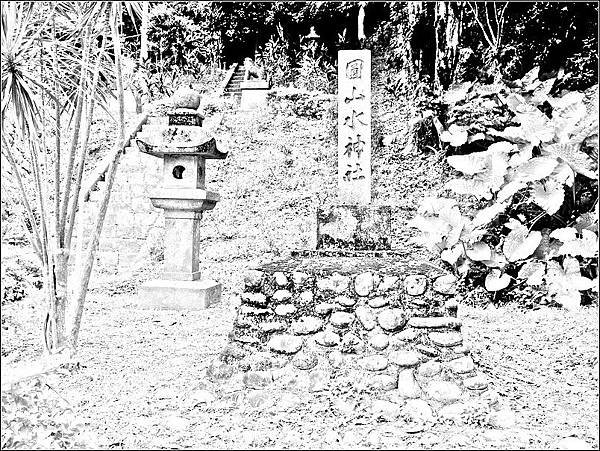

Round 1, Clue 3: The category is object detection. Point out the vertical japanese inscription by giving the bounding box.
[338,50,371,205]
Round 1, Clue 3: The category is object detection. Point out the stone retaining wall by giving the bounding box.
[74,116,164,273]
[228,255,514,427]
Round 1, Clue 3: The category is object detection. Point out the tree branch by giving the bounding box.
[58,26,91,247]
[466,2,496,51]
[1,136,43,257]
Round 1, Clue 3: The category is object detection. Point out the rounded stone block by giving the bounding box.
[404,274,428,296]
[354,272,374,296]
[396,368,422,398]
[368,296,389,308]
[417,360,442,378]
[392,328,419,343]
[416,344,439,357]
[316,273,350,294]
[389,350,422,367]
[273,272,288,287]
[402,399,434,424]
[429,331,463,347]
[359,355,389,372]
[335,295,356,307]
[298,291,314,304]
[291,316,323,335]
[275,304,297,316]
[433,274,458,295]
[292,271,311,286]
[268,334,303,354]
[272,289,292,302]
[463,373,489,390]
[378,308,408,331]
[330,311,355,328]
[244,270,263,289]
[315,302,335,315]
[369,333,390,351]
[368,374,397,391]
[355,306,377,330]
[243,370,273,389]
[315,330,341,347]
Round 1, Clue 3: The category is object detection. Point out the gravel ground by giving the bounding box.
[3,291,597,449]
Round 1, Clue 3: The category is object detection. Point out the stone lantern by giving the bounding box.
[136,122,227,309]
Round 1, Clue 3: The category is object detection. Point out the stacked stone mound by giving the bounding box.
[229,254,514,427]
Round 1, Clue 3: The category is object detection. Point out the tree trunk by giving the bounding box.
[140,2,149,63]
[434,2,463,91]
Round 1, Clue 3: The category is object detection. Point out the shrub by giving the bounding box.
[268,88,335,120]
[1,377,94,449]
[409,68,598,309]
[1,250,42,305]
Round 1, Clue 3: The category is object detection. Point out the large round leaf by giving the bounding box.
[485,269,511,291]
[503,222,542,262]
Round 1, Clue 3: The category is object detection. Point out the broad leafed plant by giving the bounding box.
[410,67,598,310]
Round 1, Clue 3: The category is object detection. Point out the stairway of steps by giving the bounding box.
[223,63,245,97]
[73,115,166,274]
[74,109,227,274]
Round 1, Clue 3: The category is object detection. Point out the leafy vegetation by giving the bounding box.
[409,68,598,309]
[1,377,94,449]
[1,1,139,354]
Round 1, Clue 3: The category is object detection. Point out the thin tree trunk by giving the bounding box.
[65,6,132,350]
[66,113,148,349]
[434,2,463,91]
[64,41,105,250]
[140,2,149,62]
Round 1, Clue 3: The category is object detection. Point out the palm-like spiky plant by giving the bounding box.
[1,1,142,355]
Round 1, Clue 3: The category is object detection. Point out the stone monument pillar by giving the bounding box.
[338,50,372,205]
[135,118,227,309]
[317,49,391,251]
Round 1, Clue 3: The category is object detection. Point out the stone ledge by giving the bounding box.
[253,255,443,278]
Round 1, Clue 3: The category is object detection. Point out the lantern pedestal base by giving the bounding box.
[137,279,221,310]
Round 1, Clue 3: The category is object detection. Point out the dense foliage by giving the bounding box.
[131,2,597,95]
[374,2,598,91]
[409,68,599,309]
[2,377,93,449]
